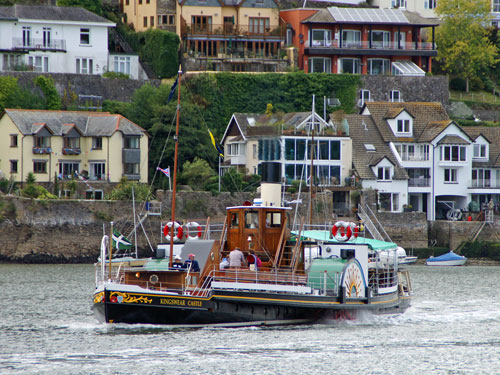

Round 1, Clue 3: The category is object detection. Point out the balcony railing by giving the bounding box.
[12,38,66,52]
[408,177,430,187]
[400,153,430,161]
[469,179,500,188]
[182,23,284,38]
[306,40,435,51]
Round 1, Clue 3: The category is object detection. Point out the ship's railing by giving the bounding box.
[367,268,398,293]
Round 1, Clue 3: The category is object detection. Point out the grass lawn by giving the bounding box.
[450,90,500,105]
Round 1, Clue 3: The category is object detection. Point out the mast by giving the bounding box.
[309,95,315,225]
[169,69,182,268]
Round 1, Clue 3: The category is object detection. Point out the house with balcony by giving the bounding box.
[367,0,439,20]
[0,4,145,79]
[0,109,149,196]
[343,102,500,221]
[178,0,287,72]
[280,6,438,75]
[221,110,354,211]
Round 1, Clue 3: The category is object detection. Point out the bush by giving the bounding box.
[105,177,153,201]
[450,77,467,91]
[103,72,130,79]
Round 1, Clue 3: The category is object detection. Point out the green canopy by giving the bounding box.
[293,230,398,251]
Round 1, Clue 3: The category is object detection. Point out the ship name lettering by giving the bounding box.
[160,298,186,306]
[188,300,202,307]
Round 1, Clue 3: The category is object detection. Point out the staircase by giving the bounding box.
[357,204,392,242]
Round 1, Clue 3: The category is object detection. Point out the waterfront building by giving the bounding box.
[280,6,438,75]
[0,4,145,79]
[0,109,149,195]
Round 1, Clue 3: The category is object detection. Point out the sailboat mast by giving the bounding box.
[309,95,315,225]
[169,69,182,268]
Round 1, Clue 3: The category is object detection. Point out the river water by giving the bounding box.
[0,264,499,375]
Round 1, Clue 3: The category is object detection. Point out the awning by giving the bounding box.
[392,61,425,77]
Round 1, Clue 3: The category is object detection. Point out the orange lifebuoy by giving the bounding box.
[163,222,183,242]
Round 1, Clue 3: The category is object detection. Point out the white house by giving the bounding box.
[0,4,145,79]
[345,102,500,221]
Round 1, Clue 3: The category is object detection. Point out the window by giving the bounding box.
[10,160,18,173]
[169,15,175,25]
[126,0,129,4]
[424,0,437,9]
[89,162,106,180]
[311,29,332,47]
[2,54,23,71]
[124,163,139,175]
[192,16,212,33]
[139,0,142,3]
[367,59,390,75]
[395,144,429,161]
[86,190,103,200]
[441,145,466,162]
[146,0,150,3]
[230,212,239,228]
[397,119,410,133]
[394,31,406,49]
[359,90,370,106]
[113,56,131,75]
[495,0,500,13]
[286,28,293,46]
[391,0,406,8]
[245,210,259,228]
[22,27,31,47]
[59,162,79,179]
[377,166,391,181]
[390,90,401,102]
[339,58,360,74]
[473,144,487,158]
[92,137,102,150]
[28,56,48,72]
[253,144,257,159]
[33,160,47,173]
[80,28,90,45]
[444,168,457,183]
[144,17,147,27]
[379,192,399,212]
[258,139,281,160]
[309,57,331,73]
[124,136,140,149]
[249,17,270,34]
[150,16,154,27]
[43,27,51,48]
[342,30,361,47]
[35,136,50,148]
[64,137,80,149]
[76,58,93,74]
[472,169,491,188]
[266,212,281,227]
[10,135,18,147]
[371,30,390,48]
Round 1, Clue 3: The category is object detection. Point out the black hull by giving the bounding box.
[92,288,411,326]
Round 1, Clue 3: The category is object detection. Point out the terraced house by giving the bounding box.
[280,6,438,75]
[0,110,149,196]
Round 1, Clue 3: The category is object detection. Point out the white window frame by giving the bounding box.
[390,90,401,102]
[339,58,361,74]
[22,26,31,47]
[28,56,49,72]
[379,192,399,212]
[424,0,437,9]
[391,0,406,8]
[311,29,332,47]
[80,28,90,45]
[359,89,370,106]
[367,58,390,75]
[371,30,390,48]
[76,58,94,74]
[441,145,466,162]
[473,144,487,159]
[444,168,457,183]
[113,56,131,75]
[377,166,392,181]
[494,0,500,13]
[472,169,491,188]
[342,30,361,47]
[397,119,411,134]
[309,57,331,73]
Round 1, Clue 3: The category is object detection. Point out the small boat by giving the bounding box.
[426,251,467,266]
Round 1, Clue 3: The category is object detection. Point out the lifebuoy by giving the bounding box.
[185,221,202,240]
[163,221,183,242]
[332,221,358,242]
[446,209,463,221]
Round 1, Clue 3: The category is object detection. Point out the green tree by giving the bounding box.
[179,157,216,191]
[34,76,62,109]
[57,0,103,15]
[435,0,499,92]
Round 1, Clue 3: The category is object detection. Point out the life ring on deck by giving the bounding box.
[446,209,463,221]
[185,221,202,240]
[332,221,358,242]
[163,221,183,242]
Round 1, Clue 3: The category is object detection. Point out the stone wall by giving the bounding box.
[360,75,449,105]
[1,72,160,103]
[429,219,500,250]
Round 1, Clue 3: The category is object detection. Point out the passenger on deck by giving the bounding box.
[184,253,200,272]
[220,257,229,270]
[247,250,262,270]
[229,247,245,268]
[171,255,185,270]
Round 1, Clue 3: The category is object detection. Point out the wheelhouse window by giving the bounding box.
[311,29,332,47]
[339,58,360,74]
[245,210,259,228]
[266,212,281,227]
[309,57,331,73]
[342,30,361,47]
[124,136,140,149]
[33,160,47,174]
[441,145,466,162]
[367,59,390,75]
[230,212,239,228]
[80,28,90,45]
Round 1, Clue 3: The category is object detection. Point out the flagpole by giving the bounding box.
[218,156,221,192]
[169,69,182,268]
[132,186,138,259]
[109,221,114,280]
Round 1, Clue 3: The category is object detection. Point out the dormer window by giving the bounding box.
[397,119,410,133]
[35,135,50,148]
[473,144,487,159]
[377,166,391,181]
[441,145,466,162]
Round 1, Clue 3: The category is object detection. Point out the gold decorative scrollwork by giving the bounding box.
[93,291,104,304]
[111,291,153,304]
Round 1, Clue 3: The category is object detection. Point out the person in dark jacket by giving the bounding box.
[184,253,200,272]
[171,255,185,270]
